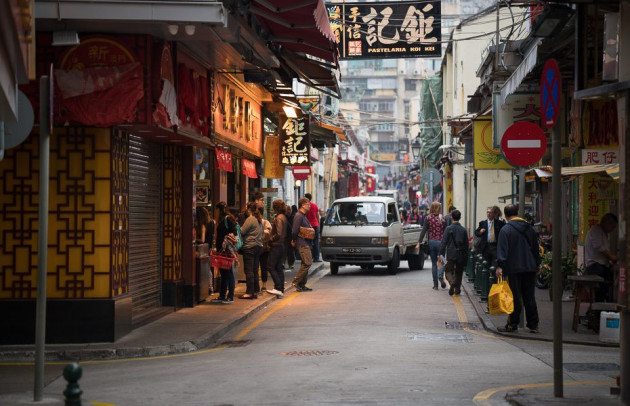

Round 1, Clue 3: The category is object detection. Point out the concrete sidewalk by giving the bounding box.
[0,261,328,362]
[462,275,620,347]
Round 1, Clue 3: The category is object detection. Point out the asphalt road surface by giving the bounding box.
[0,261,620,405]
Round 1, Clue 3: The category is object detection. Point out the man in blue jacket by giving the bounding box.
[495,204,541,333]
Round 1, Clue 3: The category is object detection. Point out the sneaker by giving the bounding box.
[432,286,438,290]
[529,327,540,334]
[266,288,282,296]
[239,294,256,300]
[439,277,447,289]
[222,298,233,304]
[299,285,313,291]
[211,297,226,303]
[314,259,322,263]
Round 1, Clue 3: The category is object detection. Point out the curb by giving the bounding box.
[461,279,619,348]
[0,263,329,363]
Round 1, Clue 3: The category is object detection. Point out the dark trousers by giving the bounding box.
[260,250,270,284]
[242,246,262,295]
[585,262,613,302]
[268,244,286,292]
[284,240,295,267]
[311,226,321,261]
[219,266,235,300]
[444,259,464,292]
[507,272,539,330]
[484,243,498,267]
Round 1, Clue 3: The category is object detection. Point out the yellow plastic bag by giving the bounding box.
[488,276,514,315]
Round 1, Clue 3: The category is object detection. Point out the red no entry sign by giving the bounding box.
[501,121,547,167]
[540,59,561,130]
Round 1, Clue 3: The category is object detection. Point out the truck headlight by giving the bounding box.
[324,237,335,245]
[371,237,388,245]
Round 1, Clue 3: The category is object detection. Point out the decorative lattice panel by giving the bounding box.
[111,130,129,296]
[0,128,113,299]
[163,145,183,281]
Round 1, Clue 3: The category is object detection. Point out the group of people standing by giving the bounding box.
[200,192,322,304]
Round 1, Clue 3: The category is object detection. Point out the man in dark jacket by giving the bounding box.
[474,206,505,266]
[439,210,468,296]
[495,204,541,333]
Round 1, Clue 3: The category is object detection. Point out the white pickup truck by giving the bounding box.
[320,196,425,275]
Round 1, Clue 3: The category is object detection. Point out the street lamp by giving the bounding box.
[411,137,421,161]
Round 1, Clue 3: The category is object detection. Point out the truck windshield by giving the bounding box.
[324,202,386,225]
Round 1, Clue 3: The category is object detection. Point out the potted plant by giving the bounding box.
[539,252,577,300]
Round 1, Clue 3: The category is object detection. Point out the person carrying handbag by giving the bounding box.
[291,197,314,292]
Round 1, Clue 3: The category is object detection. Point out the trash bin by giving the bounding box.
[196,243,210,302]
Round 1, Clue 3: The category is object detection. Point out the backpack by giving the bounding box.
[225,217,243,251]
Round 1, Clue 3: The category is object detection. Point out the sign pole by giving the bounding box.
[34,75,51,401]
[551,110,563,398]
[518,167,526,217]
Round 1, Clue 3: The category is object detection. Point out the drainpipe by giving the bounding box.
[473,169,478,228]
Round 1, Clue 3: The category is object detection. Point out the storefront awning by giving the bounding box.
[282,53,340,98]
[529,164,619,181]
[500,39,542,106]
[250,0,338,63]
[318,122,351,146]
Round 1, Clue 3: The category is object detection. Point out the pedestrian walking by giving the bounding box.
[304,193,322,262]
[291,197,314,291]
[585,212,618,302]
[211,202,237,304]
[474,206,505,267]
[444,206,457,227]
[266,199,289,297]
[417,202,447,290]
[259,206,272,293]
[404,204,422,225]
[439,210,468,295]
[239,201,264,299]
[495,204,541,333]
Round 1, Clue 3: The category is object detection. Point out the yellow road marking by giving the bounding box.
[452,295,499,340]
[234,292,299,340]
[472,381,614,406]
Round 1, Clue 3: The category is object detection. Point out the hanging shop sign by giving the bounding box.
[582,100,618,148]
[242,158,258,179]
[215,149,233,172]
[175,52,210,136]
[473,116,513,170]
[280,117,310,166]
[366,166,376,193]
[297,96,320,116]
[579,173,618,243]
[263,136,285,179]
[444,164,453,211]
[328,1,441,60]
[213,75,264,157]
[493,93,541,148]
[581,149,618,165]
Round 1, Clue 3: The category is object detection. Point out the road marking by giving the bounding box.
[452,295,496,340]
[472,381,614,405]
[234,292,299,340]
[507,139,541,148]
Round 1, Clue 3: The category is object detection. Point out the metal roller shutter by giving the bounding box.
[128,135,162,319]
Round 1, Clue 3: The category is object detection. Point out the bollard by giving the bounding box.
[481,266,490,302]
[488,266,496,286]
[63,363,82,406]
[474,257,483,294]
[466,249,475,281]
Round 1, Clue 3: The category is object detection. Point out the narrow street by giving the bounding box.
[1,261,618,405]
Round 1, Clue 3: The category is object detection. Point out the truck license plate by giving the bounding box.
[342,248,362,253]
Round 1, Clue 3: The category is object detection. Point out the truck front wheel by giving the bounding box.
[387,249,400,275]
[330,263,340,275]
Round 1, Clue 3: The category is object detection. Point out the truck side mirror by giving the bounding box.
[386,213,395,223]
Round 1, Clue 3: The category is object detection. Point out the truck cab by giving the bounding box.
[321,196,424,275]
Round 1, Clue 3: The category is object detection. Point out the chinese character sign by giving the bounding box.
[581,149,618,165]
[329,1,441,60]
[280,117,310,166]
[579,173,618,243]
[366,166,376,192]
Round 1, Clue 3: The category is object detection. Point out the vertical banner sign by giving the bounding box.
[264,136,284,178]
[366,166,376,192]
[445,164,453,210]
[328,1,441,60]
[280,117,310,166]
[473,116,513,170]
[242,158,257,179]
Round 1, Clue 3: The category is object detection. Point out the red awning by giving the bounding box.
[242,158,258,179]
[250,0,338,63]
